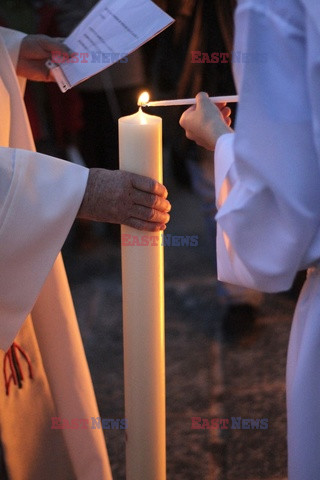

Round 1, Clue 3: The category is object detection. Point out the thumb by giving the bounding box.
[36,35,71,55]
[195,91,209,108]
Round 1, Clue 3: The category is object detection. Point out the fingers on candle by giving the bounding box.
[126,218,167,232]
[132,190,171,213]
[131,173,168,199]
[130,205,170,225]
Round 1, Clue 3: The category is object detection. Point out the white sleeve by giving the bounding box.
[214,2,320,293]
[0,148,88,349]
[0,27,26,69]
[0,27,27,95]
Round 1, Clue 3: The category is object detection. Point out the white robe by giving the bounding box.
[214,1,320,478]
[0,27,112,479]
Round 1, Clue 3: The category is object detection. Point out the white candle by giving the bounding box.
[119,96,166,480]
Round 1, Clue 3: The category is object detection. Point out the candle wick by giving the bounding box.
[137,91,150,107]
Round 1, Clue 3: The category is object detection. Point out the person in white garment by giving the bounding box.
[179,0,320,479]
[0,28,170,480]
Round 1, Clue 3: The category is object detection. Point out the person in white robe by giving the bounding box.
[0,28,170,479]
[179,0,320,478]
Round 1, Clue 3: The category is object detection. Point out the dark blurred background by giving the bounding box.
[0,1,299,478]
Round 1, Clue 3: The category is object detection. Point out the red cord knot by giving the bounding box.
[3,342,34,396]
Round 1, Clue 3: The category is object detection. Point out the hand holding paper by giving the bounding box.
[46,0,174,92]
[17,35,70,82]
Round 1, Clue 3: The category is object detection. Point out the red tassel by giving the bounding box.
[3,342,34,396]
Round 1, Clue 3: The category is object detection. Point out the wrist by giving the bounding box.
[77,168,100,220]
[213,124,233,150]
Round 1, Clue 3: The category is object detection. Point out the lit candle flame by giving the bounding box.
[138,91,150,107]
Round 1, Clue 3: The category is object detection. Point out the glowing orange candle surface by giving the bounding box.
[119,92,166,480]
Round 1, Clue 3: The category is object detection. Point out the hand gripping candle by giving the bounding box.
[119,92,166,480]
